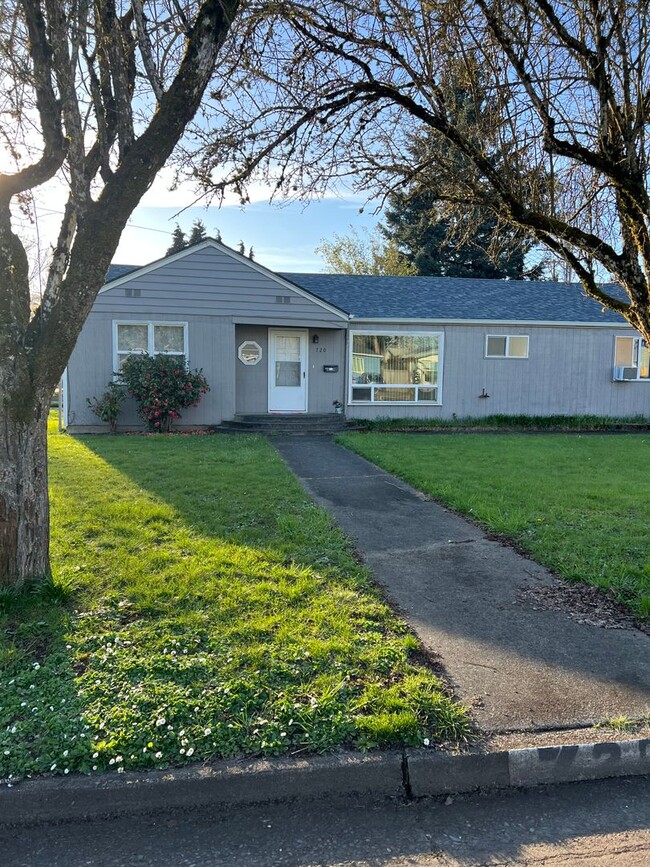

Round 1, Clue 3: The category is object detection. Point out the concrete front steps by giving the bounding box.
[218,413,354,435]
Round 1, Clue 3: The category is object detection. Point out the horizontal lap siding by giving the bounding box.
[95,248,345,324]
[66,311,234,429]
[67,245,346,429]
[346,323,649,420]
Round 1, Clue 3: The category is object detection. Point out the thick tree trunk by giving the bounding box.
[0,397,51,588]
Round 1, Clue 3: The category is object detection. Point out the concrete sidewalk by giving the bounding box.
[273,437,650,734]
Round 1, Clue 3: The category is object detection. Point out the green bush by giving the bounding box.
[119,354,209,432]
[86,382,126,433]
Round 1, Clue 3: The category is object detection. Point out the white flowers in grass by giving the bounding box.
[156,717,166,727]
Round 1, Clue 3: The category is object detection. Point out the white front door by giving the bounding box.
[268,329,308,412]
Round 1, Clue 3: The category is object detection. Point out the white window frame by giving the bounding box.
[613,335,650,382]
[112,320,189,373]
[348,330,444,406]
[485,334,529,359]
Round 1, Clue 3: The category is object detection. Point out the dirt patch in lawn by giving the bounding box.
[518,580,649,636]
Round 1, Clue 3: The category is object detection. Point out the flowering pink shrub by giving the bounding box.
[119,353,209,432]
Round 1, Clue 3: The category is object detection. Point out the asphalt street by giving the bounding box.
[3,775,648,866]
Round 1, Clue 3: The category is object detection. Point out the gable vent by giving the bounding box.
[125,287,141,298]
[275,295,291,304]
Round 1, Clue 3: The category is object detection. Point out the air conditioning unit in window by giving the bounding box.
[613,366,638,381]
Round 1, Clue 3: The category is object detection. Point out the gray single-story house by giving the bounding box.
[62,238,649,431]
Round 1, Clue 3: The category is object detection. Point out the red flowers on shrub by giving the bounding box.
[119,353,209,432]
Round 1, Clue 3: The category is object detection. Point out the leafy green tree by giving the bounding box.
[316,227,416,275]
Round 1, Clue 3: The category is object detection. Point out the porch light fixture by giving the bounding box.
[312,334,319,344]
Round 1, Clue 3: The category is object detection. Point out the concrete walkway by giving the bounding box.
[273,437,650,734]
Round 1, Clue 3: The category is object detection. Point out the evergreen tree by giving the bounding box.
[237,240,245,255]
[188,219,208,245]
[382,66,545,280]
[166,224,187,256]
[383,187,543,279]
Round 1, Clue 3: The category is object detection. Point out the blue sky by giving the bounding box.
[110,170,381,273]
[24,169,381,292]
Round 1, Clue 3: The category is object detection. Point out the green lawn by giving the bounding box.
[0,421,468,782]
[338,432,650,619]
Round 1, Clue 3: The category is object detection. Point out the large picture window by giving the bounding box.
[113,321,187,371]
[350,332,442,404]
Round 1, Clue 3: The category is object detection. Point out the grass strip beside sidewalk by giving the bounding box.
[0,422,469,783]
[338,432,650,619]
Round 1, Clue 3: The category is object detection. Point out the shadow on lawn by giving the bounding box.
[79,433,355,572]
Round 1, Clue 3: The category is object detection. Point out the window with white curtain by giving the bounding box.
[113,321,187,371]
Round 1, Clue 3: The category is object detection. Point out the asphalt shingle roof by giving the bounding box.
[103,251,627,325]
[281,273,627,324]
[106,263,138,282]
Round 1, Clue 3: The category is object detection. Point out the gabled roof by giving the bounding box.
[280,273,628,324]
[99,238,347,319]
[101,241,630,326]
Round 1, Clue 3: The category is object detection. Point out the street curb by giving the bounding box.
[406,738,649,797]
[1,738,648,827]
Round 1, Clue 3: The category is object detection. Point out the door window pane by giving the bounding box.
[275,336,301,387]
[275,361,301,387]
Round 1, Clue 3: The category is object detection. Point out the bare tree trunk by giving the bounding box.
[0,395,50,588]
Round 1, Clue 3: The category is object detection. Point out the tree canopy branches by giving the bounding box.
[193,0,650,340]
